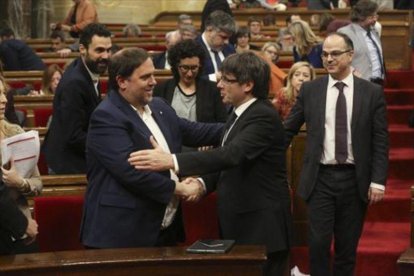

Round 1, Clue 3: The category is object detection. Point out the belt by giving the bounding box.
[320,163,355,169]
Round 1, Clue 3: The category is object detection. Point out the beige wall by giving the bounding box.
[52,0,206,25]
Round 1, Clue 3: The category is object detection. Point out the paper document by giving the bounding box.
[1,130,40,178]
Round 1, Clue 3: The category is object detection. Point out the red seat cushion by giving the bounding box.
[34,196,85,252]
[33,108,53,127]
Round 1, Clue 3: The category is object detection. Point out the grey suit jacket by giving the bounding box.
[284,75,389,202]
[338,23,383,80]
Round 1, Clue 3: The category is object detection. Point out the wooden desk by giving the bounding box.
[398,248,414,276]
[0,245,266,276]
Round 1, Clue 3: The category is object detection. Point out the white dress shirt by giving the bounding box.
[321,73,384,191]
[202,32,225,82]
[134,105,179,229]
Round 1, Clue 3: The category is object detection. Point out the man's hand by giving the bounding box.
[24,218,38,245]
[368,187,384,205]
[175,178,204,202]
[57,48,72,57]
[128,136,174,171]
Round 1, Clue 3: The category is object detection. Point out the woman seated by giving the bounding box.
[153,39,228,124]
[272,61,316,120]
[235,26,260,54]
[262,42,281,65]
[40,64,64,95]
[0,75,42,254]
[289,20,324,68]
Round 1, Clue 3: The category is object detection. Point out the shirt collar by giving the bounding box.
[328,72,353,89]
[234,98,257,117]
[202,32,216,53]
[131,104,152,118]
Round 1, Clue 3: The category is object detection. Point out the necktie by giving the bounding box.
[211,50,222,71]
[222,111,238,144]
[366,30,384,75]
[335,82,347,164]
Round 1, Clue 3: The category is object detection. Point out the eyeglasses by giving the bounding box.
[321,50,351,59]
[219,76,238,85]
[178,65,200,73]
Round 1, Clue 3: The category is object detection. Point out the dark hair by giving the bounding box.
[204,10,236,35]
[350,0,378,22]
[108,48,150,90]
[263,14,276,26]
[247,16,261,26]
[325,32,354,50]
[221,52,270,99]
[79,23,111,49]
[0,27,14,38]
[235,26,250,39]
[168,39,205,82]
[50,30,66,42]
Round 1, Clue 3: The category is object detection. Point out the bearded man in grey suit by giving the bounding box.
[284,32,389,276]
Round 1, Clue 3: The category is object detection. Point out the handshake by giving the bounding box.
[175,177,205,202]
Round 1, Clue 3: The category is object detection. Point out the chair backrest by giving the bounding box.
[34,195,85,252]
[33,108,53,127]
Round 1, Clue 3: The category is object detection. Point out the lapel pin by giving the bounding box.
[160,111,163,115]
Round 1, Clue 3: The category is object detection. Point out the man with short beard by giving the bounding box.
[43,23,112,174]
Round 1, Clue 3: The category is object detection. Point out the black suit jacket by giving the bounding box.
[153,78,228,123]
[43,58,101,173]
[175,99,292,253]
[284,75,389,202]
[0,185,28,255]
[0,39,45,71]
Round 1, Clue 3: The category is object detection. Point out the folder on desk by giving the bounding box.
[186,239,235,254]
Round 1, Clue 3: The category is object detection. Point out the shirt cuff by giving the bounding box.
[172,154,179,174]
[208,73,217,82]
[197,177,207,194]
[370,182,385,191]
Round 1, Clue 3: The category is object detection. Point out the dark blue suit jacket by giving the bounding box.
[195,35,235,78]
[152,52,167,69]
[0,39,45,71]
[43,58,101,173]
[80,91,222,248]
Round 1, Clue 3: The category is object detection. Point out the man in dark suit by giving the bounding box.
[153,30,181,70]
[200,0,234,32]
[284,32,388,276]
[0,27,45,71]
[0,185,38,255]
[196,10,236,81]
[43,23,112,174]
[129,52,292,276]
[80,48,222,249]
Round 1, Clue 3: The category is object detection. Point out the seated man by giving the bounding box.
[153,31,181,70]
[0,27,45,71]
[49,30,78,57]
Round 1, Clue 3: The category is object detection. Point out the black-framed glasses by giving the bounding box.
[321,50,351,59]
[219,76,238,85]
[178,65,200,73]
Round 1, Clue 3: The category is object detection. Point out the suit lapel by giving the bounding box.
[318,76,329,128]
[351,76,363,132]
[109,90,152,138]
